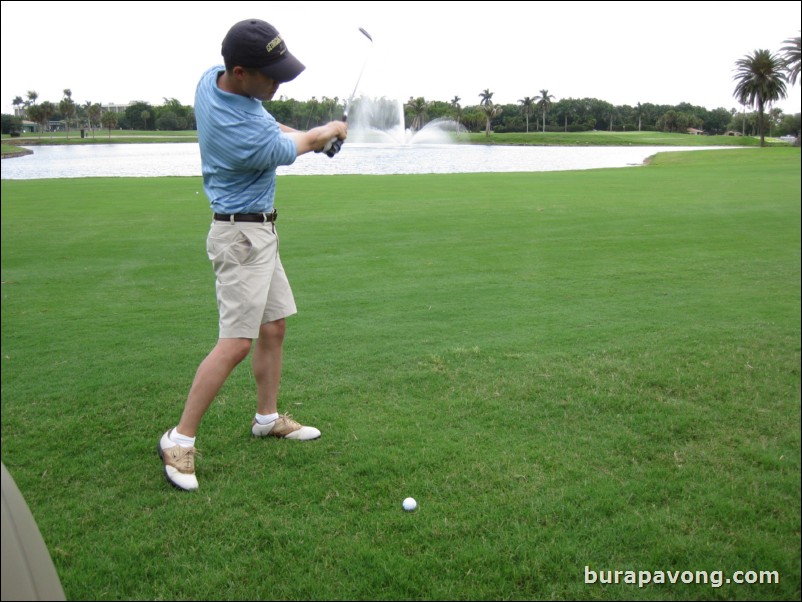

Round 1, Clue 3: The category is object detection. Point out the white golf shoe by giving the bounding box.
[158,429,199,491]
[251,414,321,441]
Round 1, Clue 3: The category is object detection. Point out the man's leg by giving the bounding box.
[159,338,251,491]
[178,338,252,437]
[251,319,320,440]
[253,319,286,416]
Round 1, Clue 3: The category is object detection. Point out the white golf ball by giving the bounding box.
[402,497,417,511]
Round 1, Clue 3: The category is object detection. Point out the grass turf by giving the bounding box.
[1,147,799,600]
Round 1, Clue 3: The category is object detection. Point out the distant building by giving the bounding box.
[101,102,130,114]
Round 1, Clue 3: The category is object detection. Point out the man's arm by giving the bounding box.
[283,121,348,156]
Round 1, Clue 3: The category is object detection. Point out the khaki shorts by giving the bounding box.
[206,221,297,339]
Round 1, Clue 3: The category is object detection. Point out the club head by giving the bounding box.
[359,27,373,43]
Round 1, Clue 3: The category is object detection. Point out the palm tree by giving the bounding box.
[534,89,555,133]
[781,34,800,86]
[405,97,429,131]
[608,108,618,132]
[554,98,579,132]
[479,89,494,106]
[26,104,41,135]
[450,95,462,128]
[480,103,502,138]
[60,89,77,138]
[26,90,38,106]
[101,110,118,140]
[12,95,25,117]
[88,103,102,138]
[733,49,788,147]
[518,96,535,133]
[636,102,643,131]
[37,101,56,138]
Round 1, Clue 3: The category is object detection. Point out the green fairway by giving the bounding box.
[4,129,790,148]
[1,129,199,146]
[1,148,800,601]
[464,130,778,147]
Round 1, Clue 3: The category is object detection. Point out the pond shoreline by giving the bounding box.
[1,147,33,159]
[1,141,754,180]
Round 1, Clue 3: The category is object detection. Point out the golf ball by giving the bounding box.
[402,497,417,512]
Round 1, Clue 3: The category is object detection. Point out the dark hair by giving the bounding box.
[223,61,261,76]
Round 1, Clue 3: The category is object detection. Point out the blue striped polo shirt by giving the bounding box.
[194,66,297,214]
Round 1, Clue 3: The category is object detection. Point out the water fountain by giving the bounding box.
[346,96,465,145]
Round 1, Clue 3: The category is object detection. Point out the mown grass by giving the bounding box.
[2,129,198,145]
[1,147,799,600]
[4,129,786,148]
[464,130,776,147]
[1,142,30,157]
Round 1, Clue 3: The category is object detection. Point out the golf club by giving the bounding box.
[323,27,373,157]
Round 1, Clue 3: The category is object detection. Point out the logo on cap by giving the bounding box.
[266,35,283,54]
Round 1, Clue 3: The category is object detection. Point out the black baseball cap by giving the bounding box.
[221,19,305,83]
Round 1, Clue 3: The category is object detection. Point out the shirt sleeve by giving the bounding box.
[243,117,297,171]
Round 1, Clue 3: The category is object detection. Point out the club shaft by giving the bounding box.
[343,28,373,119]
[327,27,373,156]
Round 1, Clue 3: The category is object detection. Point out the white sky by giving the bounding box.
[2,0,800,116]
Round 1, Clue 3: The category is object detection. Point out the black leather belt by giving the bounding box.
[214,210,277,223]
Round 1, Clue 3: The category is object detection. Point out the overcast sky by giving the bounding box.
[2,0,800,117]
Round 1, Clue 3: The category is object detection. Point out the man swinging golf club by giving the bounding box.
[158,18,347,491]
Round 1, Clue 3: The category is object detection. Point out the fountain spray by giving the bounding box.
[324,27,373,157]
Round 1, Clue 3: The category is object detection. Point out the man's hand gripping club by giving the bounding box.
[287,120,348,157]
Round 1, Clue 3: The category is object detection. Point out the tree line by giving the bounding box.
[6,93,195,138]
[266,93,798,138]
[5,35,799,143]
[5,90,798,140]
[276,35,800,142]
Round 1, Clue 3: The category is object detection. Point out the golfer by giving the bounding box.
[158,19,347,491]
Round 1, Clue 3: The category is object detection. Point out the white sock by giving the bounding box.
[169,429,196,448]
[255,412,279,425]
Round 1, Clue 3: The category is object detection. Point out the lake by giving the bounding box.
[0,142,740,180]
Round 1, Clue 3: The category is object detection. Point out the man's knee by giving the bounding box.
[260,319,286,342]
[216,338,252,364]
